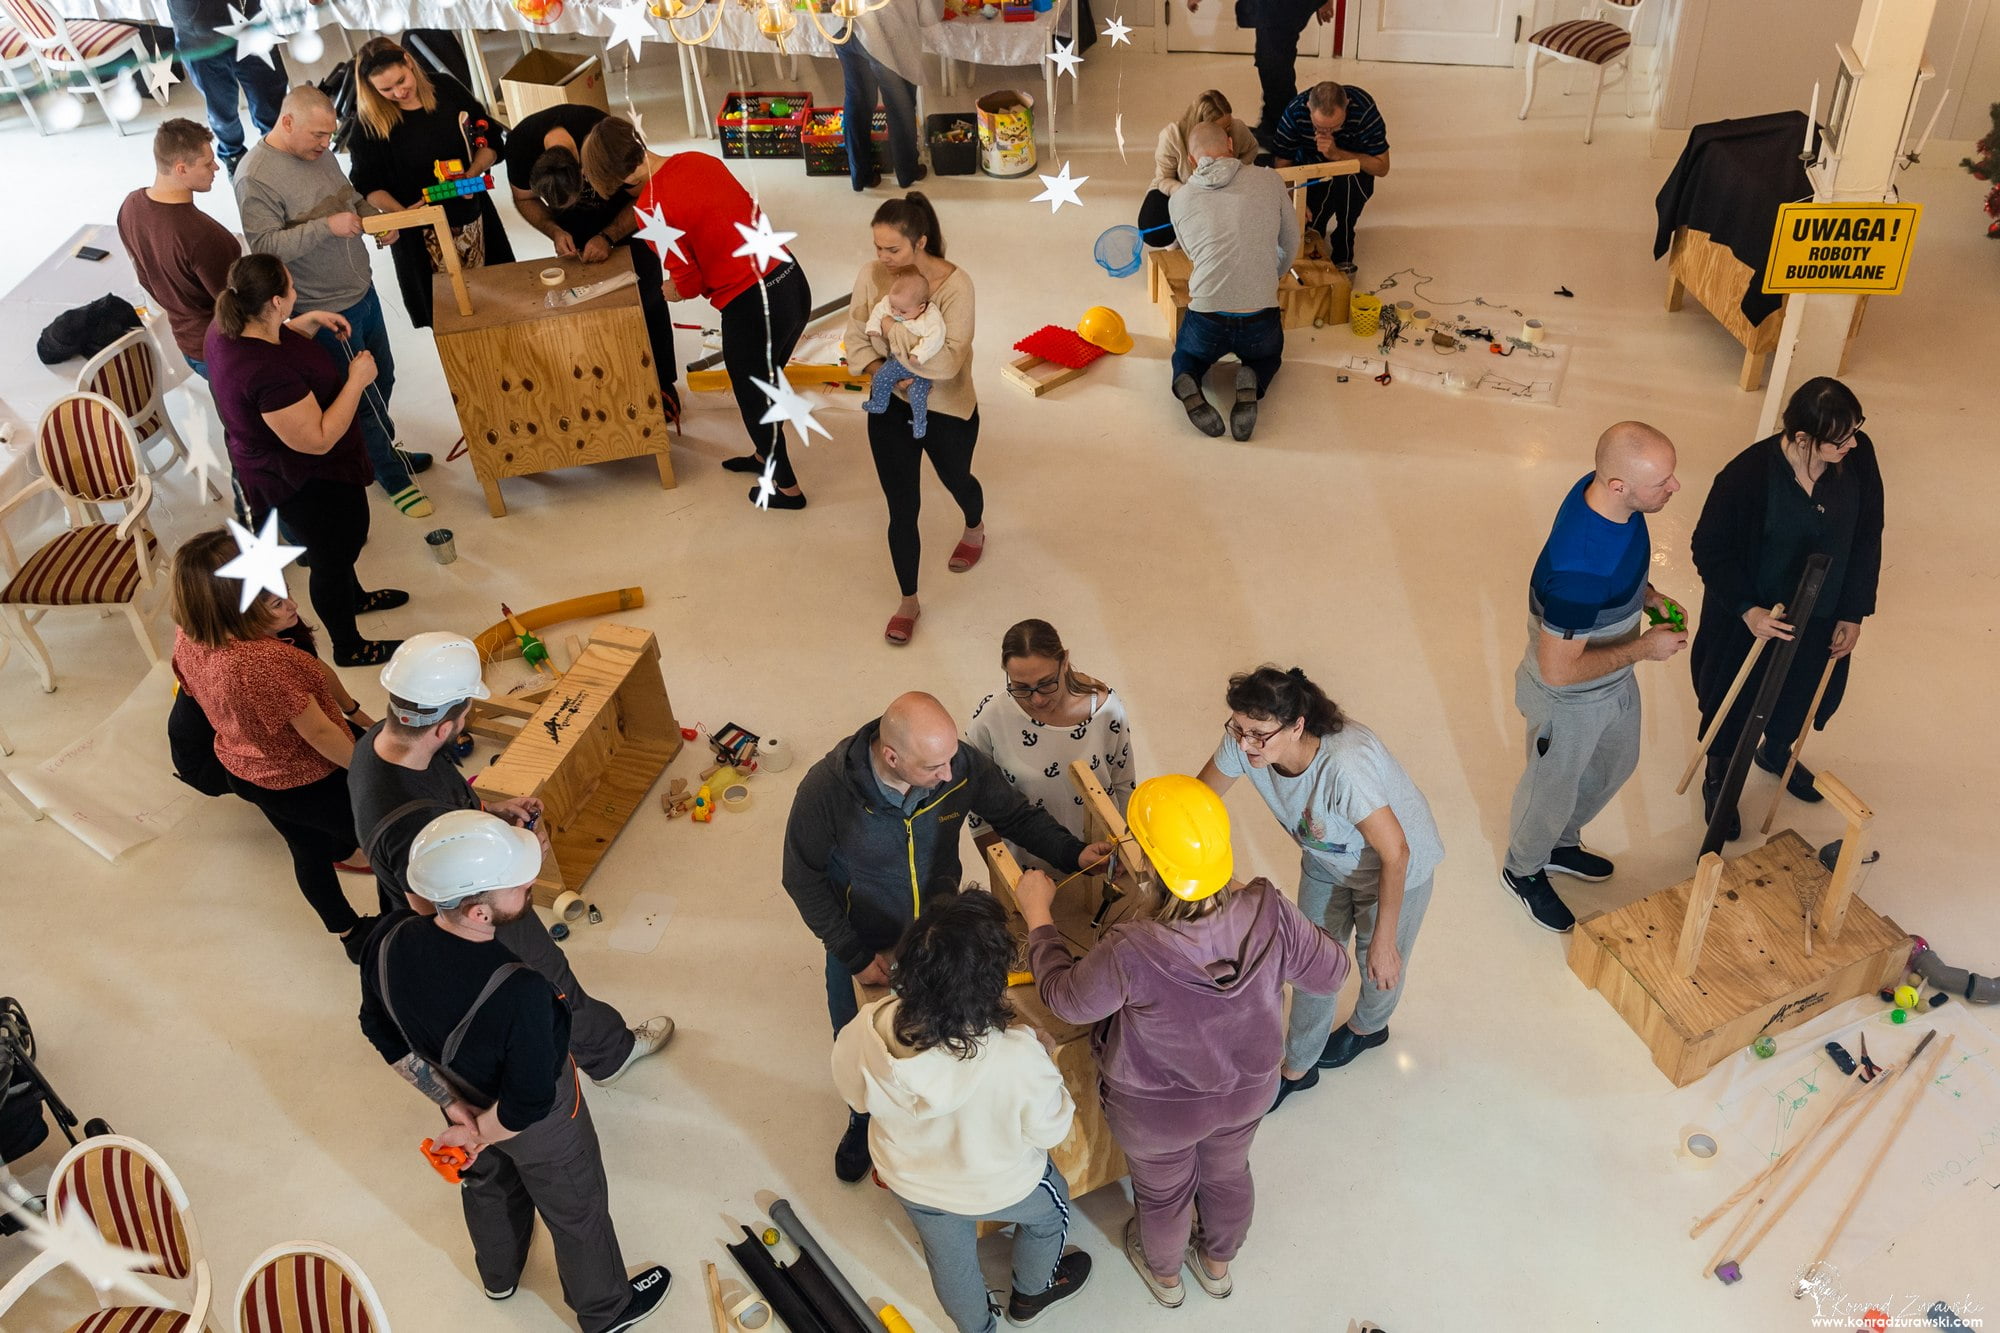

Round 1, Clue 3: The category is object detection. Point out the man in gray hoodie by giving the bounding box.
[1166,120,1301,443]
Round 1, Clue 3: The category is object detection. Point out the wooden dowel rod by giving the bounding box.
[1689,1085,1867,1239]
[1678,610,1783,796]
[1804,1033,1953,1278]
[1760,657,1839,834]
[1701,1073,1874,1274]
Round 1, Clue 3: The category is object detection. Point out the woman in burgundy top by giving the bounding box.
[582,117,815,509]
[203,253,406,666]
[170,528,381,961]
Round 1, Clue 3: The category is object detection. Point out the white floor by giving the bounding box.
[2,32,1996,1333]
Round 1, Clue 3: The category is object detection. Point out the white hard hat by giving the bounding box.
[406,809,542,905]
[380,632,491,725]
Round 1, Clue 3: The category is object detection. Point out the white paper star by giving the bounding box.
[1045,39,1082,78]
[632,203,686,264]
[1101,15,1131,45]
[0,1195,165,1308]
[752,374,831,445]
[1031,160,1088,213]
[217,512,304,612]
[142,56,179,106]
[219,4,287,67]
[606,0,656,60]
[731,211,796,274]
[752,462,777,510]
[1115,111,1126,160]
[181,415,227,503]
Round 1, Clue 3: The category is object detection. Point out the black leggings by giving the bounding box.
[269,478,371,656]
[719,260,812,488]
[867,396,983,597]
[231,766,362,935]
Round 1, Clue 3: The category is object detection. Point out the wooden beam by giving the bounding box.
[362,204,472,317]
[1275,159,1362,234]
[1814,770,1873,939]
[1675,852,1727,978]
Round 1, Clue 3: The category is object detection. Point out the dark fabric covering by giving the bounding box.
[36,295,141,365]
[1652,110,1814,325]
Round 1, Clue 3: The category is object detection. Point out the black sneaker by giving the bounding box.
[1268,1066,1318,1112]
[1317,1024,1389,1069]
[1754,744,1822,801]
[483,1281,516,1300]
[1544,845,1614,881]
[1701,777,1742,842]
[1172,374,1225,437]
[1229,365,1259,441]
[404,450,435,475]
[341,914,383,965]
[1502,869,1575,933]
[1006,1250,1092,1326]
[602,1265,670,1332]
[834,1111,873,1183]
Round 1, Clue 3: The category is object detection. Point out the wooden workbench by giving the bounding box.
[1664,226,1868,391]
[431,251,675,517]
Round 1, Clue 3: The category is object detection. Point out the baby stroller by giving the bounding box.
[0,997,113,1235]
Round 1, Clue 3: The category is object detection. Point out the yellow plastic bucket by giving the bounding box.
[1349,293,1381,336]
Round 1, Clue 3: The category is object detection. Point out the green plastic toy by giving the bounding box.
[1646,597,1687,633]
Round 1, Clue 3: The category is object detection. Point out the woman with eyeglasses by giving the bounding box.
[1196,665,1442,1110]
[170,528,381,961]
[1689,376,1884,840]
[964,620,1134,871]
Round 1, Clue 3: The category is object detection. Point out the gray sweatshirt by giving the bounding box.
[1167,157,1300,315]
[234,141,376,312]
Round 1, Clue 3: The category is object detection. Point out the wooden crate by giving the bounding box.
[1145,248,1192,340]
[1664,226,1868,391]
[1567,830,1908,1086]
[468,624,683,907]
[431,250,675,517]
[1145,247,1350,338]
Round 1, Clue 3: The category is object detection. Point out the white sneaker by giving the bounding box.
[594,1016,675,1086]
[1124,1218,1184,1309]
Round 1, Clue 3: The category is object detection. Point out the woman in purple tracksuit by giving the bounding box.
[1014,774,1348,1307]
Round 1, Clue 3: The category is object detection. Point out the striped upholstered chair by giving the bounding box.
[1,19,47,132]
[0,0,146,135]
[235,1243,391,1333]
[78,329,212,496]
[0,391,165,692]
[0,1135,214,1331]
[1518,0,1645,144]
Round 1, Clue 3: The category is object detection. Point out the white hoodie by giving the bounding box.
[832,996,1074,1215]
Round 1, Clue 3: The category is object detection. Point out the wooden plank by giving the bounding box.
[1279,259,1352,330]
[1001,353,1089,398]
[361,204,471,318]
[1275,159,1362,235]
[1675,852,1726,978]
[686,363,867,393]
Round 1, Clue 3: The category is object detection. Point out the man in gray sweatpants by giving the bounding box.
[1502,423,1689,933]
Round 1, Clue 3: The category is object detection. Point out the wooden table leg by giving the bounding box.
[1738,348,1766,392]
[481,473,507,518]
[654,450,676,490]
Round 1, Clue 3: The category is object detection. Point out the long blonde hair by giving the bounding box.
[1179,90,1234,142]
[353,38,436,140]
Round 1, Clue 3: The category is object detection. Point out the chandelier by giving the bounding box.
[649,0,891,49]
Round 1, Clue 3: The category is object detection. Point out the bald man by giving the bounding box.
[237,85,432,516]
[784,692,1113,1181]
[1502,424,1689,933]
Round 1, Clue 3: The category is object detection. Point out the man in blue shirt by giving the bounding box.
[1271,81,1391,268]
[1503,422,1688,933]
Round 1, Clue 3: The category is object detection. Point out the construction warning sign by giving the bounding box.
[1764,202,1922,295]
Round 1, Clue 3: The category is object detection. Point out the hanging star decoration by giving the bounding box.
[180,415,228,502]
[1115,111,1126,161]
[752,374,831,446]
[731,211,796,274]
[1101,15,1131,46]
[218,4,287,68]
[216,513,304,613]
[1031,160,1088,213]
[632,203,686,263]
[1045,39,1082,78]
[606,0,656,60]
[0,1190,167,1310]
[141,55,179,106]
[752,462,779,510]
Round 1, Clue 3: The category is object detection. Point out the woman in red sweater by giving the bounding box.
[582,118,814,509]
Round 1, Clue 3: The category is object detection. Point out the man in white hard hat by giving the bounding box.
[358,810,671,1333]
[350,632,673,1086]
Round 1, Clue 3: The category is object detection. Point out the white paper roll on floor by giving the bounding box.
[758,736,793,773]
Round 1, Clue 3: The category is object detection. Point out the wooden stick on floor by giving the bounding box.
[1760,657,1840,835]
[1677,607,1784,796]
[704,1261,729,1333]
[1700,1072,1876,1275]
[1689,1084,1868,1239]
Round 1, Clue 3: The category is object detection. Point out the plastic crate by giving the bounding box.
[802,106,887,176]
[717,90,811,159]
[926,113,978,175]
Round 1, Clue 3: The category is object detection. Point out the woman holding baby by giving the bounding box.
[845,193,985,647]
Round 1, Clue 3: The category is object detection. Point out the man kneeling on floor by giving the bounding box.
[358,810,669,1332]
[1168,120,1299,442]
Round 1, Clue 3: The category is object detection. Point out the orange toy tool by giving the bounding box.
[421,1138,473,1183]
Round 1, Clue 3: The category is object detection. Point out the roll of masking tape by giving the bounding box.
[552,890,585,922]
[1521,318,1545,345]
[1676,1125,1720,1169]
[539,267,566,288]
[727,1294,771,1330]
[721,783,751,811]
[1407,308,1431,332]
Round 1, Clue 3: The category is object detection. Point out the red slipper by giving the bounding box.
[948,537,985,573]
[884,612,919,645]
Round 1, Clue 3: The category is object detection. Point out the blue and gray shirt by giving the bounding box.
[1521,473,1649,694]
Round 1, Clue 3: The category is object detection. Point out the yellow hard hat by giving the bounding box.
[1076,305,1133,355]
[1125,775,1232,901]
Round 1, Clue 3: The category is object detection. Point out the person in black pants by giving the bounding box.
[1182,0,1331,145]
[168,528,380,961]
[1689,377,1885,839]
[1271,81,1392,268]
[167,0,287,175]
[843,195,983,645]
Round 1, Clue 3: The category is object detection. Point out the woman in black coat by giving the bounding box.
[348,37,515,329]
[1689,376,1884,837]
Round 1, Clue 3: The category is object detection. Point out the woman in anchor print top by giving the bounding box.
[965,619,1135,872]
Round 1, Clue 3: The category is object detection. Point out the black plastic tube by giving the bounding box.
[726,1226,832,1333]
[772,1198,890,1333]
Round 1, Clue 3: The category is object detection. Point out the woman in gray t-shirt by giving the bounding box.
[1197,665,1443,1111]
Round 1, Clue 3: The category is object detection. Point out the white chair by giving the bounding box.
[1519,0,1645,144]
[78,329,210,496]
[0,0,146,136]
[234,1242,392,1333]
[0,19,46,131]
[0,634,45,820]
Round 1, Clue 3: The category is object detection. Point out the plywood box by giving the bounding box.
[1567,830,1908,1086]
[500,49,609,123]
[1145,247,1350,338]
